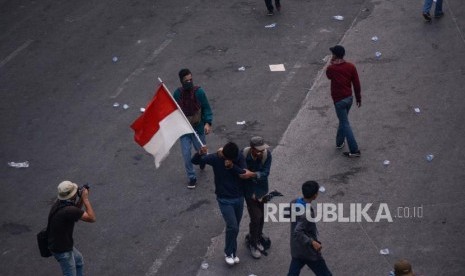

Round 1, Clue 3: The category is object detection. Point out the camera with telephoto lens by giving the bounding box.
[77,184,90,197]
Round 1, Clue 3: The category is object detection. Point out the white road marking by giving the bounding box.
[0,39,33,69]
[145,234,182,276]
[111,38,173,99]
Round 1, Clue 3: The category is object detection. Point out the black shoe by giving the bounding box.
[434,11,444,18]
[267,10,274,16]
[199,163,206,170]
[343,150,361,158]
[336,142,345,149]
[423,12,432,22]
[187,178,197,189]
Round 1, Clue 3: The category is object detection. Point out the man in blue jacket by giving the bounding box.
[288,181,332,276]
[241,136,272,259]
[173,68,213,189]
[192,142,253,266]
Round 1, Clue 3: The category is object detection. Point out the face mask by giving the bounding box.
[182,81,194,91]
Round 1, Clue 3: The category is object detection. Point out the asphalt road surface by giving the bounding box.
[1,0,465,275]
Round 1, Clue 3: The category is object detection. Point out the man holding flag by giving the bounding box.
[173,69,213,189]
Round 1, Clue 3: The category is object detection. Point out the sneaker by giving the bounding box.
[256,242,264,252]
[434,11,444,18]
[423,12,432,22]
[225,254,235,266]
[249,245,261,259]
[233,254,240,264]
[267,10,274,16]
[199,163,206,170]
[343,151,361,158]
[336,142,345,149]
[187,178,196,189]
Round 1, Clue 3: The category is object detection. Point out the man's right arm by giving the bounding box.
[79,189,96,223]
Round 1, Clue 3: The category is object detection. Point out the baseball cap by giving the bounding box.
[330,45,345,58]
[250,136,269,151]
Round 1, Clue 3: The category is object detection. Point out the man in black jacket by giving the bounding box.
[192,142,253,266]
[288,181,332,276]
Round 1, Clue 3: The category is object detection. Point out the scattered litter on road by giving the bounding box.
[113,102,120,108]
[249,274,258,276]
[362,8,370,12]
[8,161,29,168]
[265,23,277,28]
[375,51,382,59]
[201,262,209,270]
[269,64,286,72]
[389,271,395,276]
[383,160,390,166]
[426,154,434,162]
[112,56,118,62]
[333,15,344,21]
[123,104,129,110]
[414,107,420,113]
[319,186,326,193]
[140,108,146,113]
[380,248,390,255]
[238,66,246,71]
[371,36,379,42]
[236,121,246,125]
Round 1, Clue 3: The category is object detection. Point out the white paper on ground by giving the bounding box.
[269,64,286,71]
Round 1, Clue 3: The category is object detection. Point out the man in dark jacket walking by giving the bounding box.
[326,45,362,158]
[192,142,253,266]
[240,136,272,259]
[288,180,332,276]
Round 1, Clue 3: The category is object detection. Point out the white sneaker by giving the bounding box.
[233,254,240,264]
[250,246,261,259]
[225,254,235,266]
[256,242,264,252]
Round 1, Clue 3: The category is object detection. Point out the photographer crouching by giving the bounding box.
[48,181,96,276]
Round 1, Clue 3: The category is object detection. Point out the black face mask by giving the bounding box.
[182,81,194,91]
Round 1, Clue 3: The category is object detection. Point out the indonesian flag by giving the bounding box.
[131,84,193,168]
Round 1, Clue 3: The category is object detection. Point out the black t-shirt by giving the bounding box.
[47,201,84,253]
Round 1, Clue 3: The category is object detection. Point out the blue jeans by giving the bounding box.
[288,258,332,276]
[217,197,244,256]
[180,132,205,181]
[52,247,83,276]
[334,96,359,153]
[423,0,443,15]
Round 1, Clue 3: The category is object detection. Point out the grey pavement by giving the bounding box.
[197,0,465,275]
[1,0,465,275]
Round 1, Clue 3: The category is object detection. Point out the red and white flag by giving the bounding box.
[131,84,193,168]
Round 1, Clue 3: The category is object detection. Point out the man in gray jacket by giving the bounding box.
[287,180,332,276]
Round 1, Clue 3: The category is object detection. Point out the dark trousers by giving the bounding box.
[287,258,332,276]
[245,197,265,245]
[264,0,281,12]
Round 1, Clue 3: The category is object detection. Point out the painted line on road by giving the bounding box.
[445,0,465,45]
[145,234,182,276]
[271,41,318,103]
[110,38,173,99]
[0,39,33,69]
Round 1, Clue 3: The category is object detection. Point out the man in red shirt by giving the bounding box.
[326,45,361,157]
